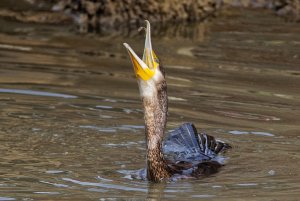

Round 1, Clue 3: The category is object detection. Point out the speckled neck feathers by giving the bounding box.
[138,68,171,182]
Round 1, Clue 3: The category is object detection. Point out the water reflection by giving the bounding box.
[147,183,166,200]
[93,21,208,41]
[61,177,207,200]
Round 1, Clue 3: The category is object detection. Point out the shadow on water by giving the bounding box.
[0,3,299,200]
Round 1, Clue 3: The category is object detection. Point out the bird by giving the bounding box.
[123,20,230,182]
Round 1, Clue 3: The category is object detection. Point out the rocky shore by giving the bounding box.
[52,0,222,33]
[53,0,299,32]
[0,0,298,33]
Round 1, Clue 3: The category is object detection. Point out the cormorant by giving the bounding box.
[123,20,230,182]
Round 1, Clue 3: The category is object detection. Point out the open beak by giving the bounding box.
[123,20,159,81]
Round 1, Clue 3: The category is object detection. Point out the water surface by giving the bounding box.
[0,8,299,200]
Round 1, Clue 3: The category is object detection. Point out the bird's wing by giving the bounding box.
[163,123,230,164]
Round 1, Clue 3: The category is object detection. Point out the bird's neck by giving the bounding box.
[142,84,171,182]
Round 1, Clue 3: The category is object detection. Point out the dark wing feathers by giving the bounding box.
[163,123,229,163]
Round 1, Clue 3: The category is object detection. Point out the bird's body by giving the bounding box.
[123,21,230,182]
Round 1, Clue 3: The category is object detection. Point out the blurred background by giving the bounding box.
[0,0,299,200]
[0,0,299,32]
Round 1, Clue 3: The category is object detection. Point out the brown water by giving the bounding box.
[0,8,299,200]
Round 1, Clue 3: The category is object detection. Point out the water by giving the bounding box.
[0,7,299,200]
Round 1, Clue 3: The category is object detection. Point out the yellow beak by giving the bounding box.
[123,20,159,81]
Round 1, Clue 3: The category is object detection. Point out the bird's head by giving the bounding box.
[123,20,168,156]
[123,20,166,98]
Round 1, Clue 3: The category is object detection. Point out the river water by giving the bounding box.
[0,7,299,200]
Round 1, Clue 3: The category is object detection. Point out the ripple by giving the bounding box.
[100,115,113,119]
[268,170,276,176]
[0,197,16,201]
[168,76,191,82]
[249,90,295,100]
[62,178,147,192]
[79,124,144,133]
[215,110,280,121]
[165,65,194,70]
[177,47,195,57]
[40,180,69,188]
[169,96,187,101]
[34,191,60,195]
[79,125,116,133]
[191,194,216,198]
[0,43,32,51]
[45,170,66,174]
[273,93,293,99]
[87,188,108,193]
[96,105,113,109]
[102,142,139,147]
[212,185,222,188]
[103,98,117,103]
[96,176,113,182]
[120,124,144,130]
[0,88,77,99]
[236,183,258,187]
[229,130,275,137]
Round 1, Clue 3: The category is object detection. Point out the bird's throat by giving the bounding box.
[142,88,170,181]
